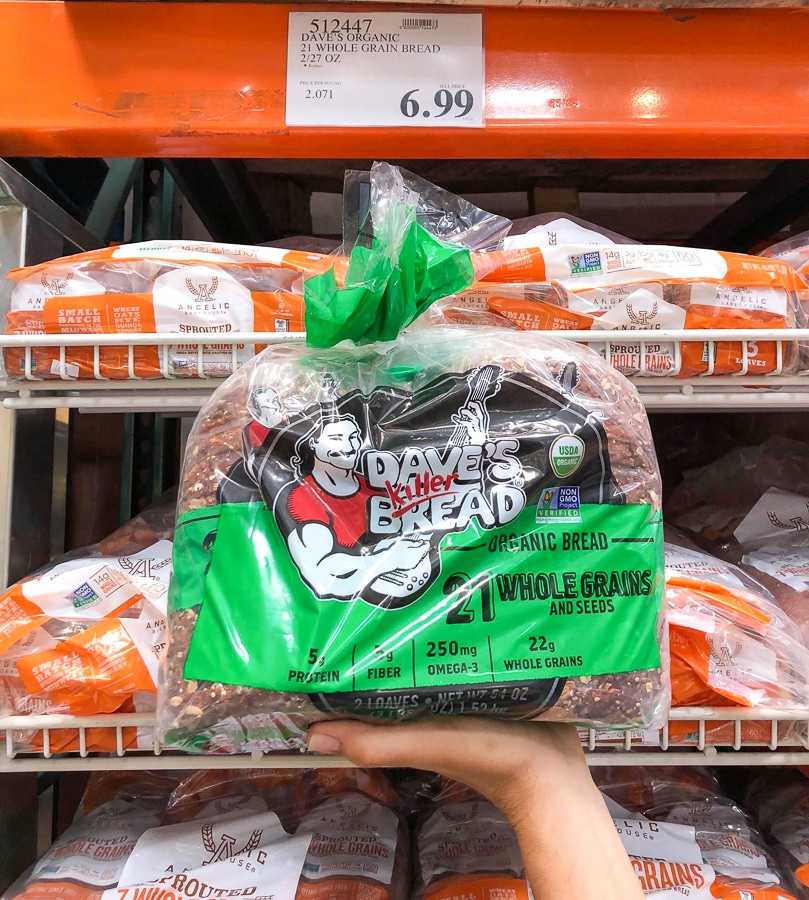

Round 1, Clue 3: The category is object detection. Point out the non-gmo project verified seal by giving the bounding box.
[70,582,100,610]
[569,251,602,277]
[536,486,581,523]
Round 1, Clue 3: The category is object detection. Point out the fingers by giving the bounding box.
[307,719,492,772]
[306,717,587,803]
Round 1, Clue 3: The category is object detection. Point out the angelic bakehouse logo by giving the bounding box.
[41,271,73,295]
[768,501,809,532]
[185,275,219,303]
[201,822,264,864]
[625,301,659,327]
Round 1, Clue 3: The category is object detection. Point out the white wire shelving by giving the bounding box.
[1,328,809,411]
[1,327,808,772]
[0,708,807,771]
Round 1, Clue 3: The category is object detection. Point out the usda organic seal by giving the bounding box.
[549,434,585,478]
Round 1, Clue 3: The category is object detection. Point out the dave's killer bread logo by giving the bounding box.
[220,364,621,613]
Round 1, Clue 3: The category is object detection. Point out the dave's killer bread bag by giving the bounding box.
[663,540,809,745]
[598,767,799,899]
[412,782,529,900]
[3,240,321,379]
[0,505,173,754]
[158,325,666,753]
[449,239,806,378]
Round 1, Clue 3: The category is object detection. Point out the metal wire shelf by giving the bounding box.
[0,328,808,412]
[1,708,807,771]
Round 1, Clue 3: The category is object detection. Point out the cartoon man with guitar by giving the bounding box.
[282,366,504,608]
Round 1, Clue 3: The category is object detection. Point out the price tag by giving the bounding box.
[286,12,483,128]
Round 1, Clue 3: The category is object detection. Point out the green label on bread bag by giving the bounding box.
[178,363,664,716]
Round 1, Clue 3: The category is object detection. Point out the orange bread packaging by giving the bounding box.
[664,540,809,745]
[412,781,530,900]
[441,219,807,378]
[0,503,174,754]
[3,241,325,379]
[598,766,799,899]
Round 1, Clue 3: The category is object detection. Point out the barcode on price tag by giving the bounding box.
[286,12,484,128]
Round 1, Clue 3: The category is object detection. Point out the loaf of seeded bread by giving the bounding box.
[159,326,667,753]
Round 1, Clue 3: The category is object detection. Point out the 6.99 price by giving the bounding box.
[400,88,474,119]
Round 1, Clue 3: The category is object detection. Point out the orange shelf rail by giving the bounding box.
[3,2,809,158]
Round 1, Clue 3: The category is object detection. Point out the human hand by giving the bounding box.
[306,718,644,900]
[306,717,586,823]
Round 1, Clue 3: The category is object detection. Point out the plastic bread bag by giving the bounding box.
[663,540,809,744]
[0,502,174,753]
[746,769,809,898]
[6,796,165,900]
[665,437,809,556]
[100,796,313,900]
[158,323,666,753]
[761,231,809,325]
[597,767,799,900]
[0,541,170,716]
[596,773,720,898]
[720,488,809,646]
[762,232,809,276]
[458,241,806,378]
[158,166,665,752]
[342,165,511,256]
[412,781,529,900]
[295,771,410,900]
[3,240,317,379]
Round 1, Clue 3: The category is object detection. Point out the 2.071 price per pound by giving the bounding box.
[400,88,475,120]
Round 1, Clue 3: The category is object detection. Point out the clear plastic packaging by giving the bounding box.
[451,242,806,378]
[159,325,666,753]
[746,769,809,898]
[0,501,174,753]
[412,781,529,900]
[8,767,407,900]
[294,775,410,900]
[342,165,510,255]
[4,242,314,379]
[597,766,799,900]
[665,437,809,556]
[761,231,809,326]
[664,540,809,734]
[4,772,172,900]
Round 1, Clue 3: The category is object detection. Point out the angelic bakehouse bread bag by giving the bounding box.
[157,164,668,753]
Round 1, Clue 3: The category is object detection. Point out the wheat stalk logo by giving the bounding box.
[626,301,658,326]
[185,275,219,302]
[41,271,73,296]
[767,505,809,532]
[201,822,263,864]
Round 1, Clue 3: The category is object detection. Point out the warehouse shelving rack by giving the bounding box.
[3,1,809,778]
